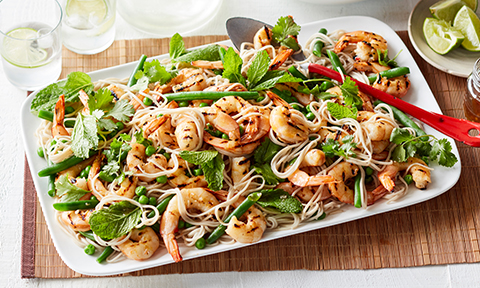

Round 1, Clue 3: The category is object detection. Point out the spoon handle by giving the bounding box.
[308,63,480,147]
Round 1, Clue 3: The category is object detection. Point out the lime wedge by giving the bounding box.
[430,0,470,22]
[424,18,465,54]
[2,27,48,68]
[464,0,478,11]
[453,5,480,51]
[66,0,108,25]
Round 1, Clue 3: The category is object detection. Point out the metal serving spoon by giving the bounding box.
[226,17,306,61]
[226,16,480,146]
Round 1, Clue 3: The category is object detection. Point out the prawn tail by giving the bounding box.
[165,234,182,262]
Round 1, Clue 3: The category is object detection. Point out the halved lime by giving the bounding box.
[2,27,48,68]
[430,0,469,22]
[453,5,480,51]
[424,18,465,54]
[66,0,108,25]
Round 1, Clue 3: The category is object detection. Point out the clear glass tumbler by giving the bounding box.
[0,0,63,91]
[61,0,116,55]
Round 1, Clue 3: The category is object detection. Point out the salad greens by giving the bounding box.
[89,201,142,239]
[179,150,225,191]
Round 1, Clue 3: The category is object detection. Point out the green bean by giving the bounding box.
[37,110,75,127]
[53,198,99,211]
[164,91,259,102]
[78,230,96,242]
[97,246,114,263]
[98,171,115,182]
[127,54,147,87]
[147,194,175,219]
[374,100,427,140]
[368,67,410,84]
[354,174,362,209]
[37,147,45,158]
[47,160,56,197]
[319,81,334,91]
[312,28,328,57]
[326,50,346,75]
[287,66,308,80]
[38,150,96,177]
[206,192,262,244]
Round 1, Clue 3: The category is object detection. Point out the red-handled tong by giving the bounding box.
[309,63,480,147]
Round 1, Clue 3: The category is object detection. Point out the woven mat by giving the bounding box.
[21,32,480,279]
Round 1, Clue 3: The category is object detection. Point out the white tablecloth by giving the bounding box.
[2,0,478,286]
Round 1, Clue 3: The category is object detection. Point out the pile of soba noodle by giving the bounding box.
[35,24,431,264]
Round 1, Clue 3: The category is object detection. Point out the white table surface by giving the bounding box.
[2,0,479,287]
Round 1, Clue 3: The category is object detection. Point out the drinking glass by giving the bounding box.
[0,0,63,91]
[61,0,116,55]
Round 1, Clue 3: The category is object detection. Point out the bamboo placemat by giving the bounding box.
[21,32,480,279]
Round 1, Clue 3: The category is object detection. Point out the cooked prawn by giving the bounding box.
[288,149,335,187]
[160,188,220,262]
[270,105,309,144]
[61,209,93,232]
[115,175,138,199]
[127,142,168,182]
[334,31,388,62]
[372,75,410,98]
[378,157,431,192]
[167,158,208,189]
[172,114,201,151]
[88,154,108,197]
[231,157,250,185]
[52,94,70,137]
[191,60,224,70]
[117,227,160,261]
[357,111,395,141]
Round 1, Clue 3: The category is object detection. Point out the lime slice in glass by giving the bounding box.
[66,0,108,25]
[424,18,465,54]
[2,27,48,68]
[453,5,480,51]
[430,0,472,22]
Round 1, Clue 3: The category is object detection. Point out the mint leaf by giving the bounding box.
[253,138,282,164]
[87,88,114,113]
[71,113,98,159]
[253,163,282,185]
[391,145,407,162]
[247,50,270,87]
[222,47,246,87]
[203,154,224,191]
[327,102,357,120]
[339,77,362,107]
[169,33,186,60]
[174,44,222,63]
[272,16,301,50]
[30,71,93,112]
[250,70,302,91]
[104,99,135,122]
[55,174,89,202]
[102,136,131,177]
[89,201,142,239]
[180,150,218,165]
[257,189,303,213]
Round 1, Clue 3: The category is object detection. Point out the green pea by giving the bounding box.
[84,244,95,255]
[143,97,153,106]
[239,125,245,135]
[185,222,194,228]
[158,149,166,154]
[319,28,328,35]
[193,168,203,176]
[199,102,209,108]
[157,113,164,118]
[138,195,149,205]
[195,238,206,249]
[185,171,192,178]
[90,195,97,201]
[178,219,185,229]
[79,167,88,179]
[50,140,57,146]
[365,175,373,183]
[98,171,115,182]
[306,112,315,121]
[365,167,374,176]
[256,96,265,102]
[116,122,125,131]
[291,104,302,111]
[179,100,189,107]
[156,175,168,184]
[135,186,147,196]
[133,195,139,202]
[149,196,157,206]
[37,147,45,158]
[65,106,75,114]
[306,105,312,112]
[221,133,229,140]
[404,174,413,185]
[163,152,171,161]
[145,145,156,157]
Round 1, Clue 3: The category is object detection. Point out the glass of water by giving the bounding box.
[61,0,116,55]
[0,0,63,91]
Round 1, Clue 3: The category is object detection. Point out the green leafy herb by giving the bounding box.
[133,130,153,147]
[251,70,302,91]
[102,135,132,178]
[134,59,176,85]
[390,128,458,167]
[222,47,246,87]
[377,49,401,68]
[174,44,222,63]
[104,99,135,122]
[55,174,90,202]
[31,71,93,112]
[327,102,358,120]
[253,138,282,164]
[321,135,357,159]
[87,88,114,113]
[256,189,303,213]
[71,113,98,159]
[169,33,186,60]
[252,163,282,185]
[272,16,301,50]
[247,50,270,87]
[180,150,225,191]
[339,76,362,107]
[89,201,142,239]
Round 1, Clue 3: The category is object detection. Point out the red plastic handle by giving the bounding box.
[309,63,480,147]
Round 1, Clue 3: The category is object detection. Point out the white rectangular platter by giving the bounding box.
[21,16,461,276]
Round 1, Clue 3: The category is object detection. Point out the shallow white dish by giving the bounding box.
[408,0,480,78]
[21,16,461,276]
